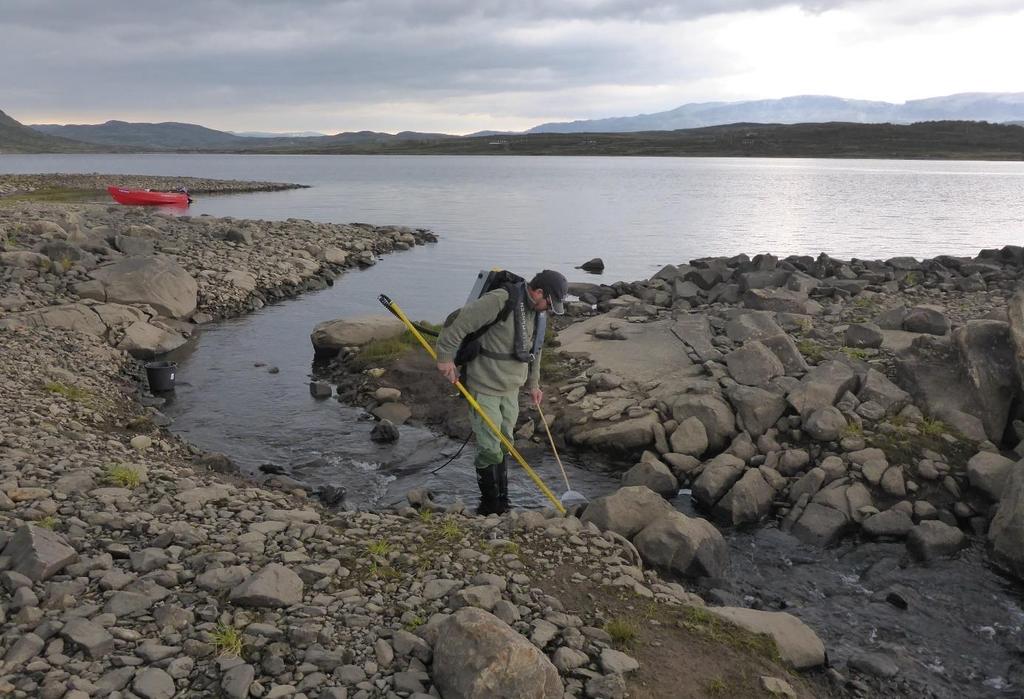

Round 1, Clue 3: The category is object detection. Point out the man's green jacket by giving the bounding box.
[435,288,542,396]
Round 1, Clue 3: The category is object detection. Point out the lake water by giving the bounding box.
[5,153,1023,696]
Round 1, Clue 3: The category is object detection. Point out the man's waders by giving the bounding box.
[379,294,569,515]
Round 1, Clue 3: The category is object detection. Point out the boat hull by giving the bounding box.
[107,186,190,206]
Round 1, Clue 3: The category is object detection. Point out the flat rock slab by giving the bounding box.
[558,315,693,385]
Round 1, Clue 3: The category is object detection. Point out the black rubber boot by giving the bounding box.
[475,465,500,515]
[494,455,509,514]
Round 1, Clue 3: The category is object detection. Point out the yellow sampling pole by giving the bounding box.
[378,294,567,515]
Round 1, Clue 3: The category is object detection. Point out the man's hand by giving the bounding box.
[437,360,459,384]
[530,387,543,406]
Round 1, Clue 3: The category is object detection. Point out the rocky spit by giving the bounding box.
[319,250,1024,697]
[0,174,306,198]
[0,193,832,699]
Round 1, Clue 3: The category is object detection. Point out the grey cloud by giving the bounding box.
[2,0,1015,129]
[1,1,718,117]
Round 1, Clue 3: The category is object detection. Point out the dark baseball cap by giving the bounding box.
[530,270,568,315]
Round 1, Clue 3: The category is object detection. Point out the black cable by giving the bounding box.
[430,431,473,474]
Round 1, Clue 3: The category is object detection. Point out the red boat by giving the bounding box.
[107,186,192,207]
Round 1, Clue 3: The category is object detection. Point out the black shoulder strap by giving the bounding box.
[463,285,517,345]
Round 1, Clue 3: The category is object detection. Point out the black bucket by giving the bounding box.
[144,361,177,393]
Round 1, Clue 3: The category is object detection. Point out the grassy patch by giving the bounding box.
[539,347,574,385]
[210,624,244,657]
[404,615,425,631]
[44,380,90,402]
[368,562,401,580]
[366,539,392,557]
[705,677,730,696]
[679,607,781,663]
[919,417,949,437]
[795,339,826,363]
[417,508,434,523]
[604,617,640,648]
[481,539,521,556]
[868,427,974,470]
[0,188,100,204]
[438,517,464,541]
[841,421,864,438]
[351,321,442,370]
[105,463,142,488]
[840,346,872,361]
[36,516,57,530]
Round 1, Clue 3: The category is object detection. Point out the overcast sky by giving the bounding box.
[2,0,1022,134]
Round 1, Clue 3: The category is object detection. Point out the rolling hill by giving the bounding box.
[0,110,103,153]
[31,120,248,150]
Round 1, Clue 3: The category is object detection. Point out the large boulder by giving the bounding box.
[988,461,1024,580]
[620,459,678,498]
[310,315,406,359]
[1008,289,1024,392]
[433,608,562,699]
[743,288,822,316]
[895,335,991,442]
[791,503,851,547]
[725,311,784,343]
[903,305,950,335]
[803,406,847,442]
[228,564,303,608]
[952,320,1018,443]
[726,385,787,438]
[115,321,187,359]
[725,341,784,386]
[907,521,966,561]
[568,412,659,452]
[83,256,198,318]
[0,251,52,269]
[2,525,78,581]
[713,469,774,526]
[633,510,728,579]
[760,333,809,376]
[692,454,745,509]
[844,323,883,349]
[787,361,857,419]
[857,369,910,416]
[673,314,721,362]
[707,608,826,669]
[668,416,708,457]
[670,394,736,452]
[580,486,674,538]
[967,452,1017,500]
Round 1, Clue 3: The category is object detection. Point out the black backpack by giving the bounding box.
[445,270,527,378]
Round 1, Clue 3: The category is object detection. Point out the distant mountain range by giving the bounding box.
[529,92,1024,133]
[3,92,1024,155]
[26,119,456,151]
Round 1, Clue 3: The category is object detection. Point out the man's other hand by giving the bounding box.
[530,387,543,406]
